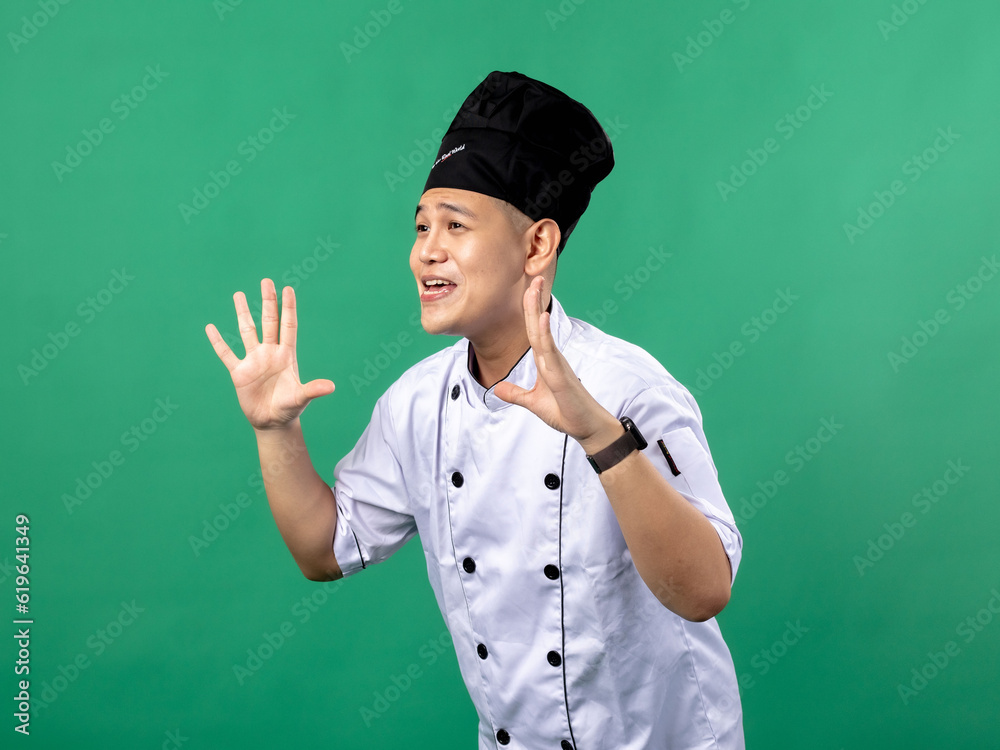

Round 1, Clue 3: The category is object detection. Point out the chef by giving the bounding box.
[206,70,745,749]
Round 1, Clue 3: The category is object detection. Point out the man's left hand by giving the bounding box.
[493,277,623,454]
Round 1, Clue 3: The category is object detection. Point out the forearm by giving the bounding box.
[579,418,732,622]
[254,418,342,581]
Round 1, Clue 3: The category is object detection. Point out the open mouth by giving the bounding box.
[421,278,457,301]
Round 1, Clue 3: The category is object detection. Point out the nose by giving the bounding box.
[418,226,448,264]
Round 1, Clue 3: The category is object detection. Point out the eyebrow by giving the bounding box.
[414,201,479,221]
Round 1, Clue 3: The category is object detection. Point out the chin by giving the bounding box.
[419,311,456,337]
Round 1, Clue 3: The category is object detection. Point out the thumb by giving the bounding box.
[492,381,529,407]
[302,378,336,401]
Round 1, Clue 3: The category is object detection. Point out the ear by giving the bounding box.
[524,218,560,276]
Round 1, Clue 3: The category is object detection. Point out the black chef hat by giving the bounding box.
[422,70,614,253]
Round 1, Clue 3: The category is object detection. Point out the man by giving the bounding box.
[206,71,744,749]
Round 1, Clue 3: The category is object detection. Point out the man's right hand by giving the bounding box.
[205,278,335,431]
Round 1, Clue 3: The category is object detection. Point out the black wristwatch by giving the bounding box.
[586,417,647,474]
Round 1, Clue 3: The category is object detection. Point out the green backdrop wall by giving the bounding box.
[3,1,998,747]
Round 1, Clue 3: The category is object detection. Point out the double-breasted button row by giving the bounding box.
[454,471,559,490]
[454,456,563,741]
[463,560,559,580]
[474,641,558,665]
[495,729,570,746]
[476,641,558,665]
[463,557,557,581]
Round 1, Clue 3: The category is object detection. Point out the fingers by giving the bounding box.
[234,290,259,353]
[524,277,557,366]
[221,279,296,363]
[205,323,241,372]
[522,276,544,348]
[261,278,279,345]
[280,285,298,349]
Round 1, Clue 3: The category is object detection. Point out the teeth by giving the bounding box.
[426,279,450,286]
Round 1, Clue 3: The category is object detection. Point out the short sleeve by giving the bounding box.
[331,389,418,577]
[620,384,743,585]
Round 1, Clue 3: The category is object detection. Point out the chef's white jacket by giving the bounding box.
[331,294,745,749]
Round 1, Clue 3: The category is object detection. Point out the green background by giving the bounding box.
[3,0,998,747]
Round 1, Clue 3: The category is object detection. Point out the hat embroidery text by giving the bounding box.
[431,143,465,170]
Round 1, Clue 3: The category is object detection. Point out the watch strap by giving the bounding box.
[586,417,647,474]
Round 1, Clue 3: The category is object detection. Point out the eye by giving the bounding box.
[448,221,464,229]
[415,223,428,233]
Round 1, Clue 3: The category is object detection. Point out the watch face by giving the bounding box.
[622,417,648,451]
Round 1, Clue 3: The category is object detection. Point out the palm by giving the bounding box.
[228,343,302,426]
[206,279,334,430]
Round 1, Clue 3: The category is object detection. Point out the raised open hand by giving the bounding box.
[493,277,621,450]
[205,278,335,431]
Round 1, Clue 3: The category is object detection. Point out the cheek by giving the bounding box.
[468,261,511,295]
[457,236,522,292]
[479,239,522,278]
